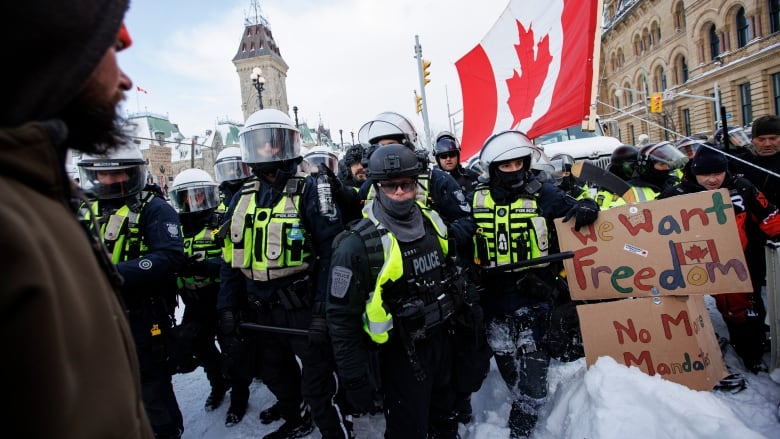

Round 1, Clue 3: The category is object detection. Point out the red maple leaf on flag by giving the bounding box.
[685,244,710,263]
[506,20,552,128]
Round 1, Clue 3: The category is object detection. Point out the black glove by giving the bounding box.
[218,308,238,336]
[344,375,377,414]
[179,255,211,277]
[318,163,342,193]
[732,177,777,219]
[563,198,599,231]
[308,302,329,346]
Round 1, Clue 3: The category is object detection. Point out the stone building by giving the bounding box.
[598,0,780,145]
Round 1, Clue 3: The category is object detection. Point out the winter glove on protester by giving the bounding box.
[563,198,599,231]
[308,302,329,346]
[733,177,778,220]
[344,375,377,414]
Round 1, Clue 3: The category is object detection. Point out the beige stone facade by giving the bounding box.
[598,0,780,145]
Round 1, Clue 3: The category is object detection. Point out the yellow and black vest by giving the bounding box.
[81,191,156,264]
[222,175,311,281]
[471,187,549,270]
[179,219,222,290]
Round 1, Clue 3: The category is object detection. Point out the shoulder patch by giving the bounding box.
[329,266,353,299]
[166,222,180,238]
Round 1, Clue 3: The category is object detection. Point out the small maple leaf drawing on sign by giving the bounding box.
[506,20,553,128]
[685,244,710,263]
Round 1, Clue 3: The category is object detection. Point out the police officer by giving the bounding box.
[168,169,228,412]
[433,131,479,195]
[78,143,185,439]
[469,131,599,438]
[217,109,349,439]
[628,141,688,202]
[549,153,589,199]
[214,146,252,211]
[327,143,473,438]
[356,112,475,247]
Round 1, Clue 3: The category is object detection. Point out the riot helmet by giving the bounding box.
[239,109,301,174]
[478,130,540,184]
[169,168,220,214]
[608,145,639,181]
[303,145,339,174]
[365,143,422,181]
[214,146,251,184]
[638,141,688,187]
[357,111,418,148]
[674,137,706,160]
[550,153,576,186]
[78,143,147,199]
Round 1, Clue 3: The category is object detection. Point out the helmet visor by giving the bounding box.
[304,153,339,174]
[214,158,251,183]
[79,164,146,199]
[169,184,220,213]
[648,142,689,170]
[240,126,300,164]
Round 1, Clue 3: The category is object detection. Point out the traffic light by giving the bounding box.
[415,91,422,114]
[650,93,663,113]
[422,59,431,85]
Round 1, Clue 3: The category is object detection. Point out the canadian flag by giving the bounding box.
[136,85,149,94]
[455,0,600,159]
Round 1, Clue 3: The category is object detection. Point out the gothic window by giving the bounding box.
[709,24,721,60]
[737,7,750,47]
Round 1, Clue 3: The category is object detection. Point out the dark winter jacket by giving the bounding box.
[0,121,154,438]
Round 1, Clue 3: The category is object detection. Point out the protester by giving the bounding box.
[0,2,154,437]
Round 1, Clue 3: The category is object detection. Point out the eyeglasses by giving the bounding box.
[377,180,417,194]
[437,151,458,159]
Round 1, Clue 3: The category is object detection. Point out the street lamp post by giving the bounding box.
[251,67,266,110]
[350,131,354,145]
[339,129,344,149]
[292,106,299,128]
[614,87,651,137]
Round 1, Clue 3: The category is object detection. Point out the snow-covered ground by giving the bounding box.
[172,296,780,438]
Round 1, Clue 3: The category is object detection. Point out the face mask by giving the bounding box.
[492,167,527,190]
[376,189,417,219]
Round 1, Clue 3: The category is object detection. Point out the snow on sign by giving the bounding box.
[577,295,729,391]
[455,0,600,160]
[553,189,752,300]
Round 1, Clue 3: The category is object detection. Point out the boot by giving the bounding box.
[259,401,282,425]
[225,399,247,427]
[204,384,228,412]
[508,400,537,438]
[453,395,473,424]
[262,409,314,439]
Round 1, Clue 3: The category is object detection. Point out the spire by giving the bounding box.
[233,1,283,62]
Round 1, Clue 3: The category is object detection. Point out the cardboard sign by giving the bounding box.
[577,295,728,391]
[554,189,752,300]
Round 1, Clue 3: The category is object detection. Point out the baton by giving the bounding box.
[481,251,575,274]
[239,322,310,336]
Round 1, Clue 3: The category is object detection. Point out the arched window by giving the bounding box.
[634,34,642,56]
[659,67,667,91]
[736,7,750,47]
[679,56,689,83]
[674,2,686,30]
[770,0,780,33]
[709,24,720,60]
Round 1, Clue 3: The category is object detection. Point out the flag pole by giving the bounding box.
[584,0,605,131]
[136,88,140,113]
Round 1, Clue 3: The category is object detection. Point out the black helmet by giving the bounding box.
[608,145,638,181]
[365,143,422,180]
[434,131,460,157]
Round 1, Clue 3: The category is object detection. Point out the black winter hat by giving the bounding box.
[752,115,780,138]
[690,145,728,175]
[0,0,130,127]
